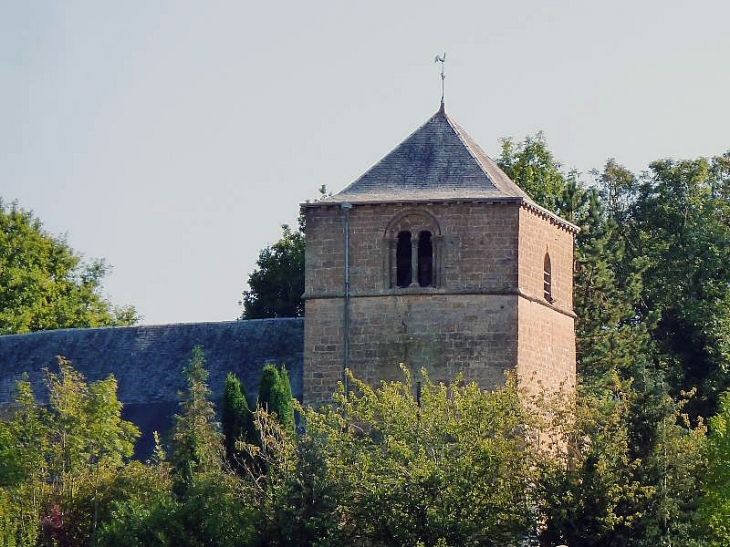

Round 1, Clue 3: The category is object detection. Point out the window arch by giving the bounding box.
[384,210,441,289]
[543,253,553,302]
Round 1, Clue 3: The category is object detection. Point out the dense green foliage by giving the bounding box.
[257,364,296,433]
[0,199,137,334]
[221,372,254,466]
[700,390,730,544]
[4,138,730,544]
[240,223,305,319]
[169,346,224,491]
[0,359,142,545]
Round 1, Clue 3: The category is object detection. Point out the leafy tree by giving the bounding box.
[245,370,539,546]
[0,358,141,546]
[98,471,255,547]
[538,378,707,546]
[0,199,137,334]
[169,346,224,491]
[700,389,730,545]
[240,223,305,319]
[626,155,730,416]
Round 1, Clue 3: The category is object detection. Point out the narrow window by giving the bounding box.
[418,230,433,287]
[396,231,412,287]
[544,253,552,302]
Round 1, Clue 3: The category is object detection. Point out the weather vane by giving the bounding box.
[434,53,446,107]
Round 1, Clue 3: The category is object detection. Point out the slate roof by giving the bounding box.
[319,106,535,205]
[0,319,304,458]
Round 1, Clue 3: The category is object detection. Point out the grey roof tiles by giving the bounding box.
[321,106,535,205]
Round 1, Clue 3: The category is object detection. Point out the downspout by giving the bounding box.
[341,202,352,393]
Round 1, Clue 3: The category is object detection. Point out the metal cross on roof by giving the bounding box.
[434,53,446,108]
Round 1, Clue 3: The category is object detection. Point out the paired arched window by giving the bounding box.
[395,230,433,288]
[387,211,440,289]
[543,253,552,302]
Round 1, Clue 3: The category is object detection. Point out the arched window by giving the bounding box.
[543,253,552,302]
[385,210,441,289]
[396,231,412,288]
[418,231,433,287]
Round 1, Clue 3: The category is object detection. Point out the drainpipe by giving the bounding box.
[341,202,352,393]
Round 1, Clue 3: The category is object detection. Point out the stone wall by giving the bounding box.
[304,200,545,404]
[517,205,575,311]
[516,207,577,395]
[305,293,518,404]
[304,201,521,297]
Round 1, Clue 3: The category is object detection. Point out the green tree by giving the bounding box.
[245,370,539,546]
[240,223,305,319]
[538,378,707,546]
[257,364,295,433]
[700,389,730,545]
[626,155,730,416]
[169,347,224,491]
[0,199,137,334]
[0,358,141,546]
[221,372,254,466]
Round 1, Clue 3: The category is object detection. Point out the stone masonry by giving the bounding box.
[303,106,578,404]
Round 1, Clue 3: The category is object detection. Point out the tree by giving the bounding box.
[0,358,141,546]
[0,199,137,334]
[538,378,707,546]
[244,369,539,546]
[700,389,730,545]
[257,364,295,433]
[221,372,254,466]
[240,223,305,319]
[626,155,730,416]
[169,346,224,491]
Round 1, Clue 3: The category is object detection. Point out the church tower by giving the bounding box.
[302,106,577,405]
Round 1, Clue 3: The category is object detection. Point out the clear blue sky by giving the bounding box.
[2,1,729,325]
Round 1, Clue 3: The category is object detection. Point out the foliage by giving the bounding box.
[240,223,305,319]
[257,364,295,433]
[537,377,707,546]
[0,358,141,546]
[0,198,137,334]
[169,346,224,491]
[628,155,730,416]
[243,370,539,546]
[700,390,730,545]
[221,372,254,467]
[98,471,255,547]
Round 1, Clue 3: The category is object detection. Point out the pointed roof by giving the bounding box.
[320,106,535,205]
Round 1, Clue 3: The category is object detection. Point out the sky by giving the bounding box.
[2,0,729,325]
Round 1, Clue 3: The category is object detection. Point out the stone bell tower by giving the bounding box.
[302,106,578,405]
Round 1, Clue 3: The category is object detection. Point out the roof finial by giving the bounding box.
[434,53,446,112]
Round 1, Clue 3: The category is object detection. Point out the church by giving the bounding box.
[0,104,577,456]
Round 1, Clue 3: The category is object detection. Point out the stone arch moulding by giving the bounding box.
[382,209,443,289]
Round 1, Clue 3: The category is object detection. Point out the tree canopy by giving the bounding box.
[240,223,304,319]
[0,199,137,334]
